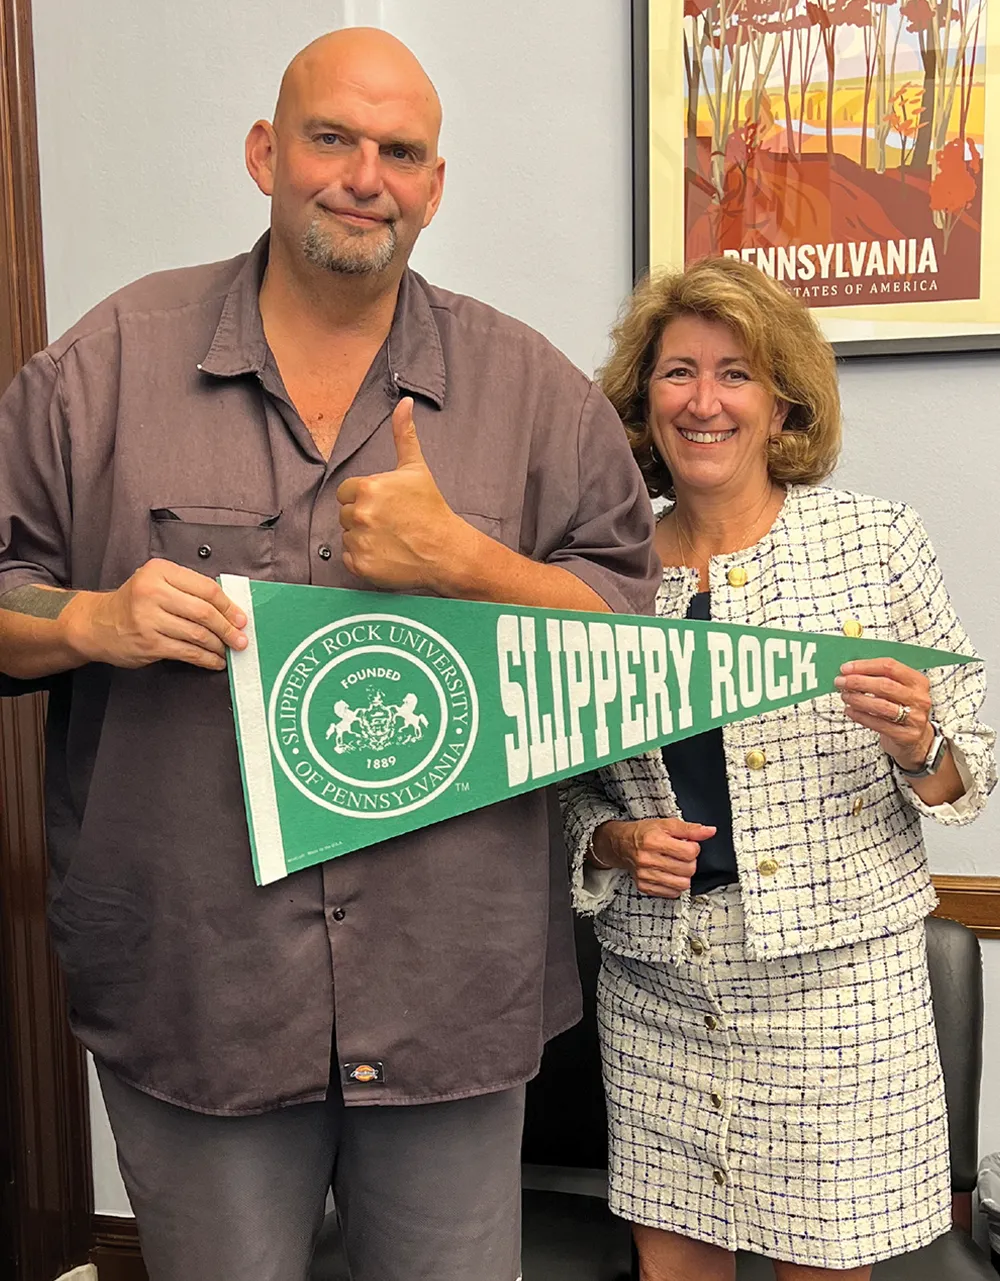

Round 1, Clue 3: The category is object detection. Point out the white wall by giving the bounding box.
[835,354,1000,876]
[33,0,632,377]
[30,0,1000,1218]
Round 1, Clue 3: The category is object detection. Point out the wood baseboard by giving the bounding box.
[90,1215,147,1281]
[932,876,1000,939]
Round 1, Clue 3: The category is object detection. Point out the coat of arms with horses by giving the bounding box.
[325,687,430,754]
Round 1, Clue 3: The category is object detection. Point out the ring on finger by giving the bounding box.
[892,703,910,725]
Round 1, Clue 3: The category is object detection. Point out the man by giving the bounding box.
[0,28,658,1281]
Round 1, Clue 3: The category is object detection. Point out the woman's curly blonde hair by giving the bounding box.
[599,255,842,498]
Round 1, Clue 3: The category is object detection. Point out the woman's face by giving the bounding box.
[648,314,787,502]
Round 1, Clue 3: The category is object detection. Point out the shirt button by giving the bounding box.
[704,1014,718,1030]
[197,544,212,559]
[690,937,706,956]
[758,857,780,877]
[727,566,748,588]
[842,618,864,638]
[745,749,766,770]
[318,544,333,561]
[332,907,346,922]
[713,1169,727,1186]
[710,1091,723,1109]
[852,796,865,816]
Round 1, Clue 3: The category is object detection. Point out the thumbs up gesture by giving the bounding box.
[336,397,468,590]
[389,394,426,472]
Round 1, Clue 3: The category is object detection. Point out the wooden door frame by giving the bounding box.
[0,0,94,1277]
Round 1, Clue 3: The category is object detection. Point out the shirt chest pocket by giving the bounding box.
[456,510,505,546]
[149,507,278,578]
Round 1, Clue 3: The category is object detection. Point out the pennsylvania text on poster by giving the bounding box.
[682,0,987,307]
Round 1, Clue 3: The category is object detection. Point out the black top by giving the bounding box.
[661,592,738,895]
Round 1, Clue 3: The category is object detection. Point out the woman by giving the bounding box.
[561,256,995,1281]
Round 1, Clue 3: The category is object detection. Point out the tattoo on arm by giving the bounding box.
[0,585,78,621]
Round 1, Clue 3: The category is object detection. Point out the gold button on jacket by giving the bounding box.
[842,618,864,638]
[710,1092,723,1109]
[690,937,706,956]
[745,749,767,770]
[704,1014,718,1030]
[713,1169,727,1186]
[727,566,748,588]
[852,796,865,816]
[758,857,780,877]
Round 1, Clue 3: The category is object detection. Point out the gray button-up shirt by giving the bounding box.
[0,236,658,1114]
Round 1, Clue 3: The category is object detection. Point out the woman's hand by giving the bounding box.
[835,657,934,771]
[589,818,716,899]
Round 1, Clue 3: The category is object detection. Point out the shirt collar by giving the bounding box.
[198,233,271,377]
[386,269,446,408]
[199,232,446,409]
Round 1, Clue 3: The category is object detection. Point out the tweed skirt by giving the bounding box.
[597,886,951,1268]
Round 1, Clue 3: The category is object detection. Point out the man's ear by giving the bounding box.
[246,120,277,197]
[421,157,447,229]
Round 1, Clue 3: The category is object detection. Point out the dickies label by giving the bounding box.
[342,1060,386,1085]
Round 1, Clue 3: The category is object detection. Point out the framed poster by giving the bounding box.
[633,0,1000,352]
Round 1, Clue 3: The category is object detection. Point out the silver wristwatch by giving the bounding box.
[897,724,949,779]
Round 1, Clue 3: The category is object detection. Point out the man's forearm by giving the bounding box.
[0,586,88,679]
[430,524,611,612]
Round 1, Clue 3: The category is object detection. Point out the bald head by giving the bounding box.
[246,26,447,287]
[274,28,442,154]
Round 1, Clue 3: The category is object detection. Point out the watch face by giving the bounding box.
[899,729,947,778]
[925,731,948,775]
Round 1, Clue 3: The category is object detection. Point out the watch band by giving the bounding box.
[897,725,949,779]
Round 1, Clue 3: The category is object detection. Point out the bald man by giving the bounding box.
[0,28,657,1281]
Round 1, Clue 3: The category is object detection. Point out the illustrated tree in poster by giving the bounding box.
[681,0,986,305]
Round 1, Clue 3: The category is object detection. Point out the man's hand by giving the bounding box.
[63,559,247,671]
[591,817,716,899]
[336,397,473,591]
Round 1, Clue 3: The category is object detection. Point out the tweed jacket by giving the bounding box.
[561,485,996,963]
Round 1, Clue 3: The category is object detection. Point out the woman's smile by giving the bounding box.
[675,426,737,444]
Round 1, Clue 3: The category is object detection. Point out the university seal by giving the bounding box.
[267,613,479,819]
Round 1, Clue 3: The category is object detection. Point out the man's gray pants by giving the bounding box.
[96,1062,524,1281]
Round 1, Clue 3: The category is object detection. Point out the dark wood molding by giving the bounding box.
[91,1215,148,1281]
[932,876,1000,940]
[952,1192,973,1235]
[0,0,45,386]
[0,696,93,1280]
[0,1,94,1278]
